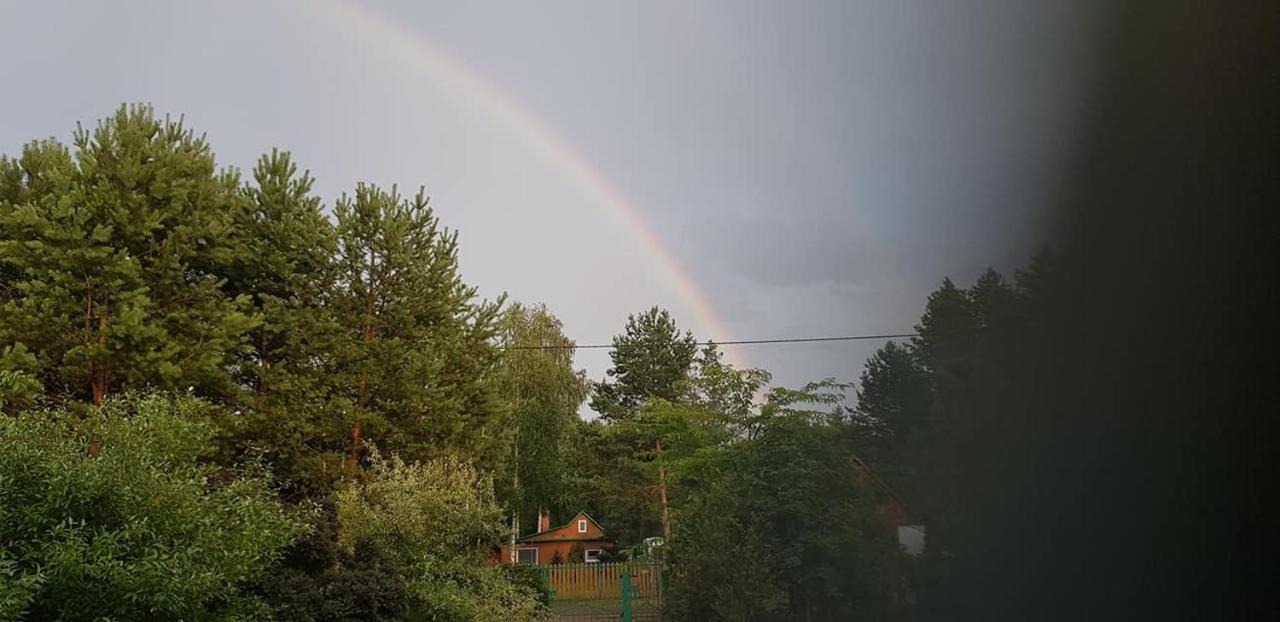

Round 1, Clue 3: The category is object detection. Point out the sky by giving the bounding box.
[0,0,1107,413]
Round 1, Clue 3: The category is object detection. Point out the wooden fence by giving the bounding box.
[543,562,662,601]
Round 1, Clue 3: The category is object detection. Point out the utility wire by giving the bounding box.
[504,333,918,350]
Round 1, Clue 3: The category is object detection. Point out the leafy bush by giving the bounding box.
[336,452,547,621]
[664,413,899,621]
[257,499,411,622]
[0,394,302,621]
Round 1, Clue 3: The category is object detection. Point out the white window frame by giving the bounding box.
[577,519,588,533]
[516,547,539,565]
[584,548,602,564]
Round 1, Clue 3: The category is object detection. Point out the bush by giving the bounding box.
[336,452,547,621]
[0,394,302,621]
[257,500,411,622]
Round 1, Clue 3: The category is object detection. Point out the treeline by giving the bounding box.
[0,105,505,491]
[560,307,901,620]
[0,105,545,620]
[2,104,1064,621]
[576,260,1065,621]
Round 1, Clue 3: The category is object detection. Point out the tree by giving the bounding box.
[0,394,301,621]
[491,302,589,539]
[219,149,345,495]
[967,268,1016,331]
[854,340,930,446]
[590,306,697,420]
[912,277,978,378]
[256,500,412,622]
[0,136,137,406]
[664,381,898,622]
[228,148,337,400]
[687,342,772,435]
[563,418,663,545]
[335,453,546,621]
[571,340,768,545]
[332,183,504,465]
[0,106,256,405]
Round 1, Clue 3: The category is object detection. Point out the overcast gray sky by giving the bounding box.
[0,0,1107,411]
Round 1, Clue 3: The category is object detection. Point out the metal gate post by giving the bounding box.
[620,567,633,622]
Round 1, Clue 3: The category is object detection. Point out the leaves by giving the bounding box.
[0,394,301,621]
[590,306,697,421]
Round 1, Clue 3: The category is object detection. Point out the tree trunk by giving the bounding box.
[84,280,106,407]
[510,438,520,563]
[257,333,269,396]
[657,438,671,539]
[91,295,108,407]
[510,511,519,564]
[351,294,375,464]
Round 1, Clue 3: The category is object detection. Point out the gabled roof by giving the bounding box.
[516,511,609,543]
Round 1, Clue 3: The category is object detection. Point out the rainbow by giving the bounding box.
[307,0,745,368]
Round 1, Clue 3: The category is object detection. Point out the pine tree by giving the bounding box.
[79,106,256,400]
[1,106,254,404]
[912,277,978,379]
[590,306,697,420]
[854,340,930,444]
[0,138,124,403]
[220,149,344,493]
[332,183,504,464]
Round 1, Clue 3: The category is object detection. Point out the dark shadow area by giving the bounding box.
[918,1,1277,619]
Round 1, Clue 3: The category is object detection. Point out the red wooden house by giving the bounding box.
[497,510,611,565]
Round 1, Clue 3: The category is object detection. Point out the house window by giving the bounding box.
[517,548,538,565]
[584,549,602,564]
[577,519,588,533]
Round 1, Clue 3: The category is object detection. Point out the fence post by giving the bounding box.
[620,567,633,622]
[540,565,554,604]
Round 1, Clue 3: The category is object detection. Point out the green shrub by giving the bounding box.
[0,394,302,621]
[257,500,411,622]
[336,452,547,621]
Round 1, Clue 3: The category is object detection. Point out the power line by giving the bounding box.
[504,333,918,350]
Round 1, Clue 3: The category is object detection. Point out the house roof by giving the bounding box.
[516,512,609,543]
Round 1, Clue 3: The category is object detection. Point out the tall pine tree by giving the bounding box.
[333,183,504,464]
[0,106,254,404]
[219,149,344,493]
[590,306,697,420]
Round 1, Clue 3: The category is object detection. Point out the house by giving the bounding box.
[851,454,925,556]
[497,510,611,565]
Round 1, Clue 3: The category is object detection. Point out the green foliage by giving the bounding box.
[563,418,663,544]
[0,394,302,621]
[1,103,547,619]
[687,342,772,434]
[572,399,732,545]
[335,452,546,621]
[492,302,590,526]
[664,386,898,621]
[590,306,697,420]
[498,563,554,608]
[664,476,784,621]
[332,183,505,465]
[0,105,256,404]
[850,260,1066,616]
[0,353,41,409]
[257,501,411,622]
[219,149,346,496]
[1,106,511,494]
[854,340,930,445]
